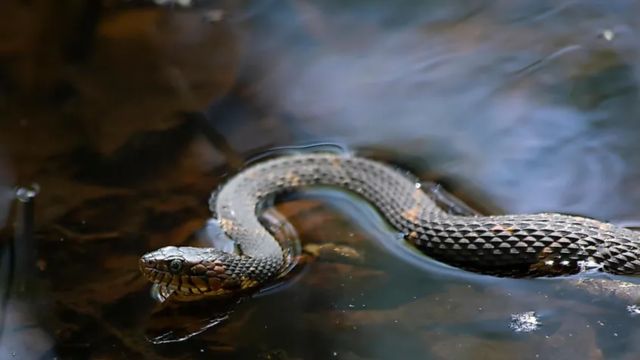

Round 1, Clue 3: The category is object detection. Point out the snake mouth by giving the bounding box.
[139,255,171,285]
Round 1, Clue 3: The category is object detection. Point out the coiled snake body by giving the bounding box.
[139,153,640,299]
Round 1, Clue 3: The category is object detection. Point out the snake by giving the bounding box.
[139,153,640,299]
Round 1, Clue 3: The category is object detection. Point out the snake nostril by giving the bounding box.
[141,257,156,268]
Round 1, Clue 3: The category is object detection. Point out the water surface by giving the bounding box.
[1,0,640,359]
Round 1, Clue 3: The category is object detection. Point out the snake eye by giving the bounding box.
[169,259,183,274]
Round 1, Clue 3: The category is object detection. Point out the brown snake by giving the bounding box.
[139,153,640,299]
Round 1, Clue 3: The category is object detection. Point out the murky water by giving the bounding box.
[2,0,640,359]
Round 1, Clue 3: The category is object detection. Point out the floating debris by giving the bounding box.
[509,311,540,333]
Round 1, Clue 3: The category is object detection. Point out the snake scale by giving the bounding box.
[139,153,640,299]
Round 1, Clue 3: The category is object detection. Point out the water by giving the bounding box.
[2,0,640,358]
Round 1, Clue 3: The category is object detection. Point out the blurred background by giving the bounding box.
[2,0,640,359]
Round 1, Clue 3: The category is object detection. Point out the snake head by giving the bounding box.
[139,246,244,299]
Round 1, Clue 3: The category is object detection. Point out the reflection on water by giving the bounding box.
[2,0,640,358]
[248,0,640,220]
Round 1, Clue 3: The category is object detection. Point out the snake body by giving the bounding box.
[139,153,640,299]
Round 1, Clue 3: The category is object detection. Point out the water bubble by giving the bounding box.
[509,311,540,333]
[601,29,615,41]
[626,304,640,316]
[153,0,192,6]
[15,184,39,202]
[203,9,225,22]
